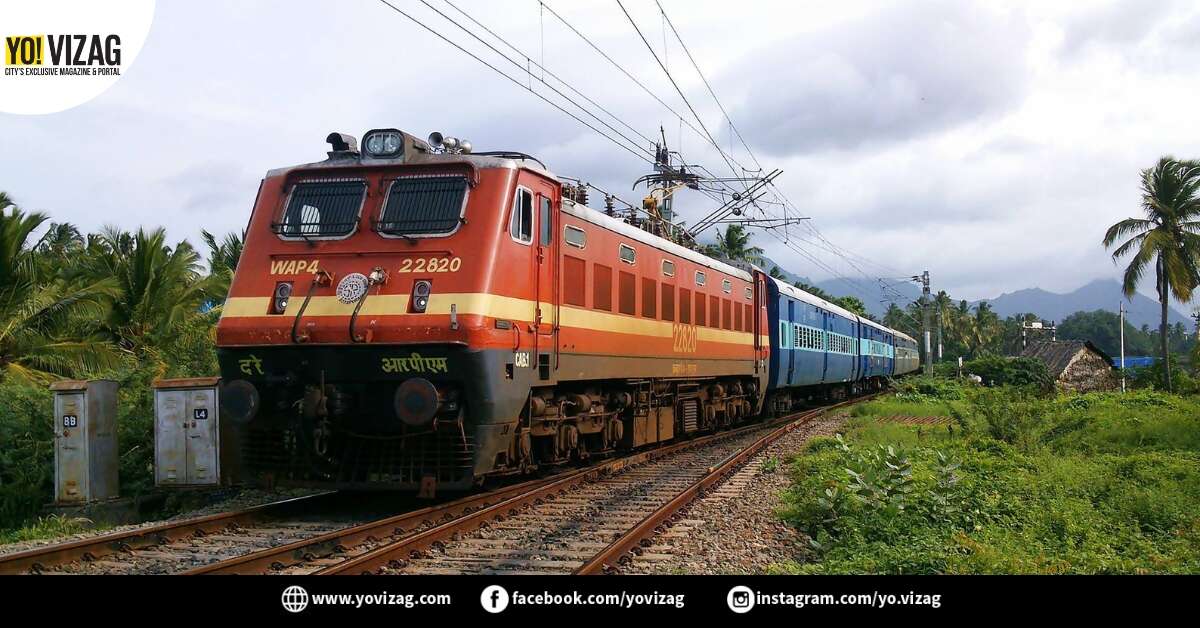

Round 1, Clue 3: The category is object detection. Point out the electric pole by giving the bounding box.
[914,270,932,375]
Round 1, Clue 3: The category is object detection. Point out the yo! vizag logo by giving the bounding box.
[0,1,155,115]
[5,34,124,76]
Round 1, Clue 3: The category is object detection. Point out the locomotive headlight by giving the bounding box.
[411,280,432,313]
[363,128,403,158]
[271,282,293,314]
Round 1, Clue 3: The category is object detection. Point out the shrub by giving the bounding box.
[781,389,1200,574]
[0,383,55,526]
[894,376,966,401]
[961,388,1050,450]
[965,355,1054,392]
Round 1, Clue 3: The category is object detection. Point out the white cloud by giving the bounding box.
[0,0,1198,315]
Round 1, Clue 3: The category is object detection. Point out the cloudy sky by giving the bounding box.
[4,0,1200,311]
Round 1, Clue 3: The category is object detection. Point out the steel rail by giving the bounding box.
[313,413,807,576]
[182,474,572,575]
[0,491,338,575]
[573,394,874,575]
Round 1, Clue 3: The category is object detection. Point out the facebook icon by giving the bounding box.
[480,585,510,613]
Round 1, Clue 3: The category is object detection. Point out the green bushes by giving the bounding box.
[0,328,217,532]
[0,383,54,526]
[893,375,967,402]
[779,386,1200,574]
[964,355,1054,391]
[953,388,1050,450]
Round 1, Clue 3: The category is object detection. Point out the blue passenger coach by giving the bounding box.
[765,277,919,414]
[765,278,862,412]
[858,316,895,380]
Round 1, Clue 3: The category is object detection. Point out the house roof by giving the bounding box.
[1017,340,1115,377]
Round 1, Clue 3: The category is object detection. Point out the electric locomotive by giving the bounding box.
[216,129,771,495]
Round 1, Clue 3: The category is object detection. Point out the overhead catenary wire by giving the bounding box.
[373,0,655,166]
[653,0,763,173]
[614,1,752,214]
[382,0,912,307]
[643,1,905,300]
[439,0,658,150]
[416,0,657,162]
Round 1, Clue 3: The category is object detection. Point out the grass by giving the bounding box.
[774,381,1200,574]
[0,514,102,545]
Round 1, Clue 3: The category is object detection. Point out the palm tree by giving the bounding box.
[0,197,120,382]
[932,290,954,360]
[73,226,206,351]
[201,229,244,303]
[1103,156,1200,391]
[705,225,764,263]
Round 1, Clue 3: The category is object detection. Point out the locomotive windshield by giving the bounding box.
[275,180,366,237]
[375,175,468,236]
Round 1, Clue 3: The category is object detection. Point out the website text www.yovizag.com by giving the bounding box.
[308,592,452,609]
[756,591,941,609]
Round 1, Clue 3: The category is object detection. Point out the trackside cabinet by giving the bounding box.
[154,377,221,487]
[50,380,119,504]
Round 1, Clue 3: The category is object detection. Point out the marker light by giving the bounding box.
[363,128,403,157]
[271,282,293,314]
[412,280,432,313]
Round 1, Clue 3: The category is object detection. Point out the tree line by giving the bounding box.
[0,191,237,384]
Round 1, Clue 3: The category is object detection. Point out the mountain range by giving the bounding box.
[758,257,1191,330]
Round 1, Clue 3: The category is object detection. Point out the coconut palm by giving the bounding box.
[704,224,764,263]
[1103,156,1200,391]
[200,229,244,303]
[73,226,206,351]
[0,198,120,382]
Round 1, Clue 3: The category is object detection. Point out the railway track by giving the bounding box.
[0,492,342,575]
[1,395,868,576]
[314,396,866,576]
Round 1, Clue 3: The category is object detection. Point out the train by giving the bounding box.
[214,128,920,496]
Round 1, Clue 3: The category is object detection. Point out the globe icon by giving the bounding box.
[281,585,309,613]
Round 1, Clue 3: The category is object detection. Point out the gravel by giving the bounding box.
[0,487,318,558]
[624,411,849,575]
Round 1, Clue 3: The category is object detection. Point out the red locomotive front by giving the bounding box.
[217,129,768,494]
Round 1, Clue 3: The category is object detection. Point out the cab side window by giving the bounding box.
[539,196,552,246]
[510,188,533,244]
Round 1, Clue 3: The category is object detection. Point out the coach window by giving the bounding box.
[509,187,533,244]
[662,259,675,277]
[619,243,636,265]
[564,225,586,249]
[744,286,752,300]
[539,196,552,246]
[722,279,732,294]
[695,270,706,286]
